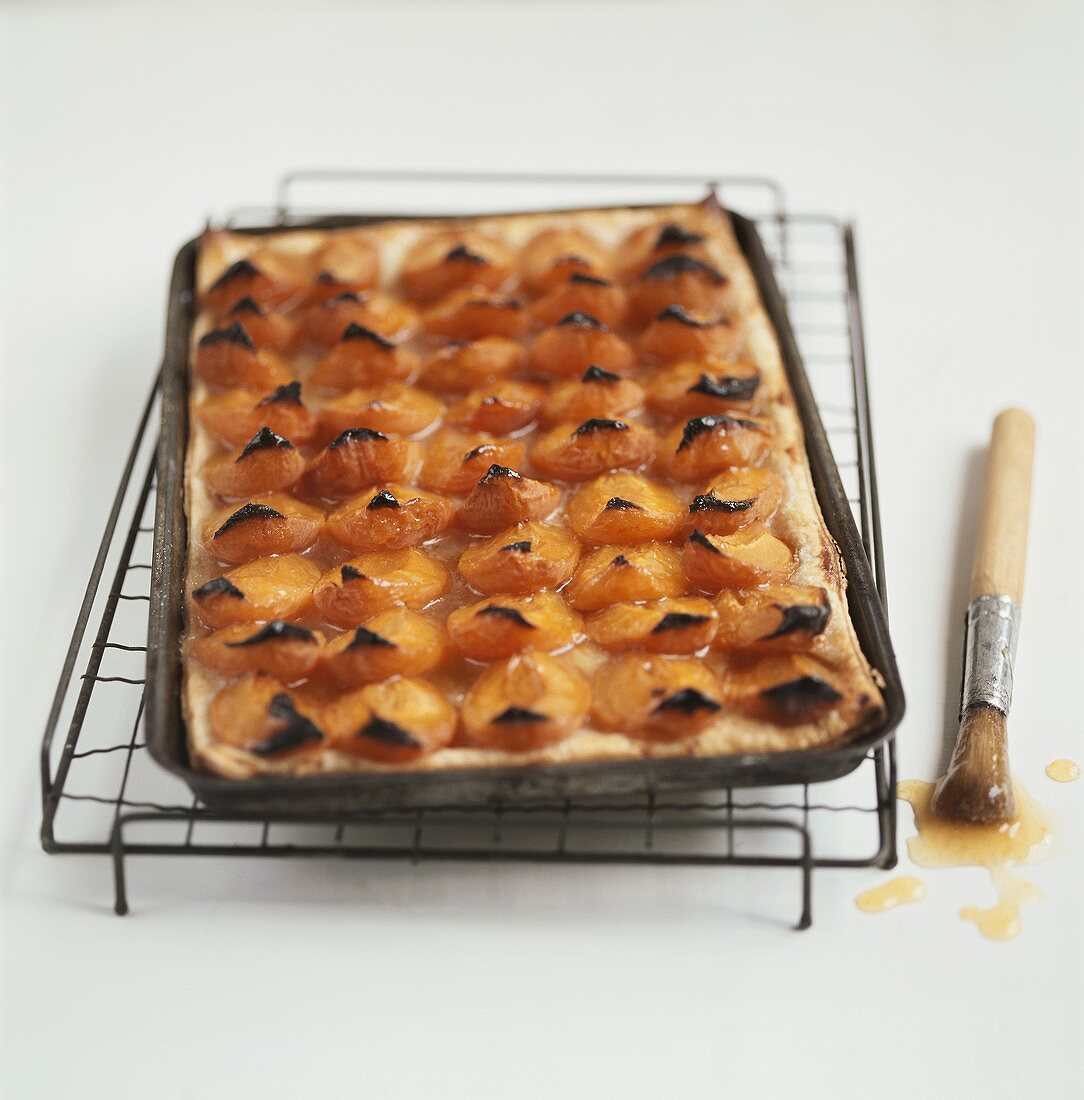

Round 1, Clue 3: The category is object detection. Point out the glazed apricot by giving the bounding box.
[309,324,420,391]
[457,465,561,534]
[196,382,316,447]
[209,675,324,758]
[461,652,591,752]
[724,654,844,724]
[682,528,794,591]
[423,289,527,341]
[302,291,419,348]
[540,365,645,427]
[713,585,831,652]
[457,521,580,595]
[531,419,656,482]
[591,654,724,741]
[530,274,627,329]
[446,380,545,434]
[627,255,733,327]
[317,384,443,442]
[586,597,718,655]
[566,472,682,544]
[312,549,449,628]
[322,609,450,686]
[307,235,380,301]
[521,228,610,293]
[655,414,772,482]
[218,297,298,352]
[322,678,456,763]
[620,222,712,277]
[400,230,516,302]
[421,337,525,393]
[684,468,783,536]
[418,430,527,496]
[527,314,635,378]
[194,323,290,391]
[204,428,305,499]
[203,495,324,565]
[190,554,321,629]
[191,621,324,682]
[645,360,761,418]
[565,543,685,611]
[447,592,581,662]
[201,259,299,315]
[326,484,456,552]
[636,306,742,363]
[308,429,422,500]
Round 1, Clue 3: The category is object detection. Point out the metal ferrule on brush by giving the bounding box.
[962,594,1021,714]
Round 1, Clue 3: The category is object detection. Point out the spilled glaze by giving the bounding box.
[855,875,926,914]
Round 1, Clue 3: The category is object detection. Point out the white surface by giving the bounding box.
[2,1,1083,1096]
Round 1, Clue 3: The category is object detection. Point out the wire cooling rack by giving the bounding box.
[40,171,897,927]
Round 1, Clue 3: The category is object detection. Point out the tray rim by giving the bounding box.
[146,201,905,813]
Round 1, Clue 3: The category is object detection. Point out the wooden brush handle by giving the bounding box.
[970,408,1036,604]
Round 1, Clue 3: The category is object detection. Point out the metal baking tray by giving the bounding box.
[146,203,905,815]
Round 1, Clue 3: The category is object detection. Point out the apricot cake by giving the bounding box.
[182,197,885,779]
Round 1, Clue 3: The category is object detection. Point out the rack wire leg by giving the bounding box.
[797,827,813,931]
[110,817,130,916]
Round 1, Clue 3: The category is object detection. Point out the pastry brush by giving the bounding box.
[931,408,1035,826]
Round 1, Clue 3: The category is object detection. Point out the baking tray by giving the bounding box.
[146,203,905,814]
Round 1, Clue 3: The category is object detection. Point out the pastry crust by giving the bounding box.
[183,200,885,779]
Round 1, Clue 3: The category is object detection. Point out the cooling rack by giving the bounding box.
[40,171,897,927]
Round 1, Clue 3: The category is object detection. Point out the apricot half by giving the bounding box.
[317,383,443,441]
[196,382,316,447]
[566,472,682,544]
[682,528,794,590]
[655,413,772,482]
[203,495,324,565]
[322,678,456,763]
[627,255,732,327]
[565,543,686,611]
[312,549,449,627]
[636,306,741,362]
[713,585,831,652]
[423,289,527,341]
[308,236,380,301]
[421,337,525,393]
[457,521,580,595]
[308,429,422,500]
[447,592,581,661]
[201,259,299,315]
[400,230,515,302]
[540,365,645,427]
[527,313,635,378]
[326,484,456,551]
[209,675,324,758]
[204,428,305,499]
[620,222,712,278]
[218,297,298,352]
[190,554,321,629]
[684,467,784,536]
[418,430,527,496]
[456,465,561,533]
[530,274,627,329]
[645,360,761,418]
[591,654,724,741]
[724,654,844,724]
[446,380,545,434]
[521,228,610,293]
[586,597,718,655]
[531,419,656,482]
[302,291,418,348]
[191,621,324,682]
[309,324,419,391]
[194,323,289,391]
[460,652,591,752]
[322,609,450,686]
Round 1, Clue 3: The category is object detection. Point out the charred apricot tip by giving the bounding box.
[209,258,261,291]
[445,242,488,264]
[568,272,611,287]
[764,603,831,640]
[329,426,389,449]
[493,706,548,724]
[762,676,843,714]
[557,311,605,329]
[199,321,256,351]
[239,426,293,459]
[688,374,759,401]
[341,322,396,348]
[192,576,244,600]
[651,612,711,633]
[330,291,364,305]
[652,688,722,715]
[581,364,621,384]
[500,540,532,553]
[610,554,632,567]
[687,529,720,554]
[477,605,536,628]
[225,621,315,648]
[348,626,396,650]
[228,296,264,316]
[655,224,706,249]
[213,502,286,539]
[251,694,324,757]
[604,496,643,511]
[258,380,304,406]
[366,489,400,510]
[480,464,522,483]
[341,564,365,583]
[656,304,715,327]
[641,255,727,285]
[689,491,754,514]
[572,418,628,437]
[360,716,422,748]
[677,414,744,452]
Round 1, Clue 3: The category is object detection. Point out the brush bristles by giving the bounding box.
[931,704,1016,825]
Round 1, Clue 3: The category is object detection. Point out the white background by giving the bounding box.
[2,1,1083,1096]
